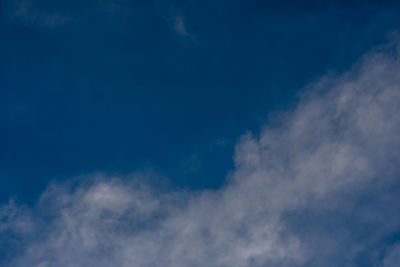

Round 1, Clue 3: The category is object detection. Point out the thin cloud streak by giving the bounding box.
[1,41,400,266]
[5,0,76,28]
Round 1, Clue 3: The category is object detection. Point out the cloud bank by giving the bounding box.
[1,42,400,266]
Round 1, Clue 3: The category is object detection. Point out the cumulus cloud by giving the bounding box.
[1,41,400,266]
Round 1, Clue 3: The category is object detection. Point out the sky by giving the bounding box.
[1,0,400,266]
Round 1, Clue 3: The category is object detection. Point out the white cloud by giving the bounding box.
[1,41,400,266]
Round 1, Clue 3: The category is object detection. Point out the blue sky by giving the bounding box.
[2,0,400,203]
[1,1,400,266]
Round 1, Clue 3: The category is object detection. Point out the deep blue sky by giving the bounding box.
[1,0,400,204]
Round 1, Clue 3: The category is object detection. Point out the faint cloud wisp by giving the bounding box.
[6,0,76,28]
[172,15,197,43]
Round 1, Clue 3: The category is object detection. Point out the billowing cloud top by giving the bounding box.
[1,41,400,267]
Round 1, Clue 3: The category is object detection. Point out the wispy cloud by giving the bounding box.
[5,0,76,29]
[381,243,400,267]
[170,14,197,43]
[1,41,400,266]
[173,15,190,37]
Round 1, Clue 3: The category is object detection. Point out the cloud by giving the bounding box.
[1,41,400,266]
[173,16,189,37]
[4,0,76,29]
[381,243,400,267]
[170,15,197,43]
[4,0,198,44]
